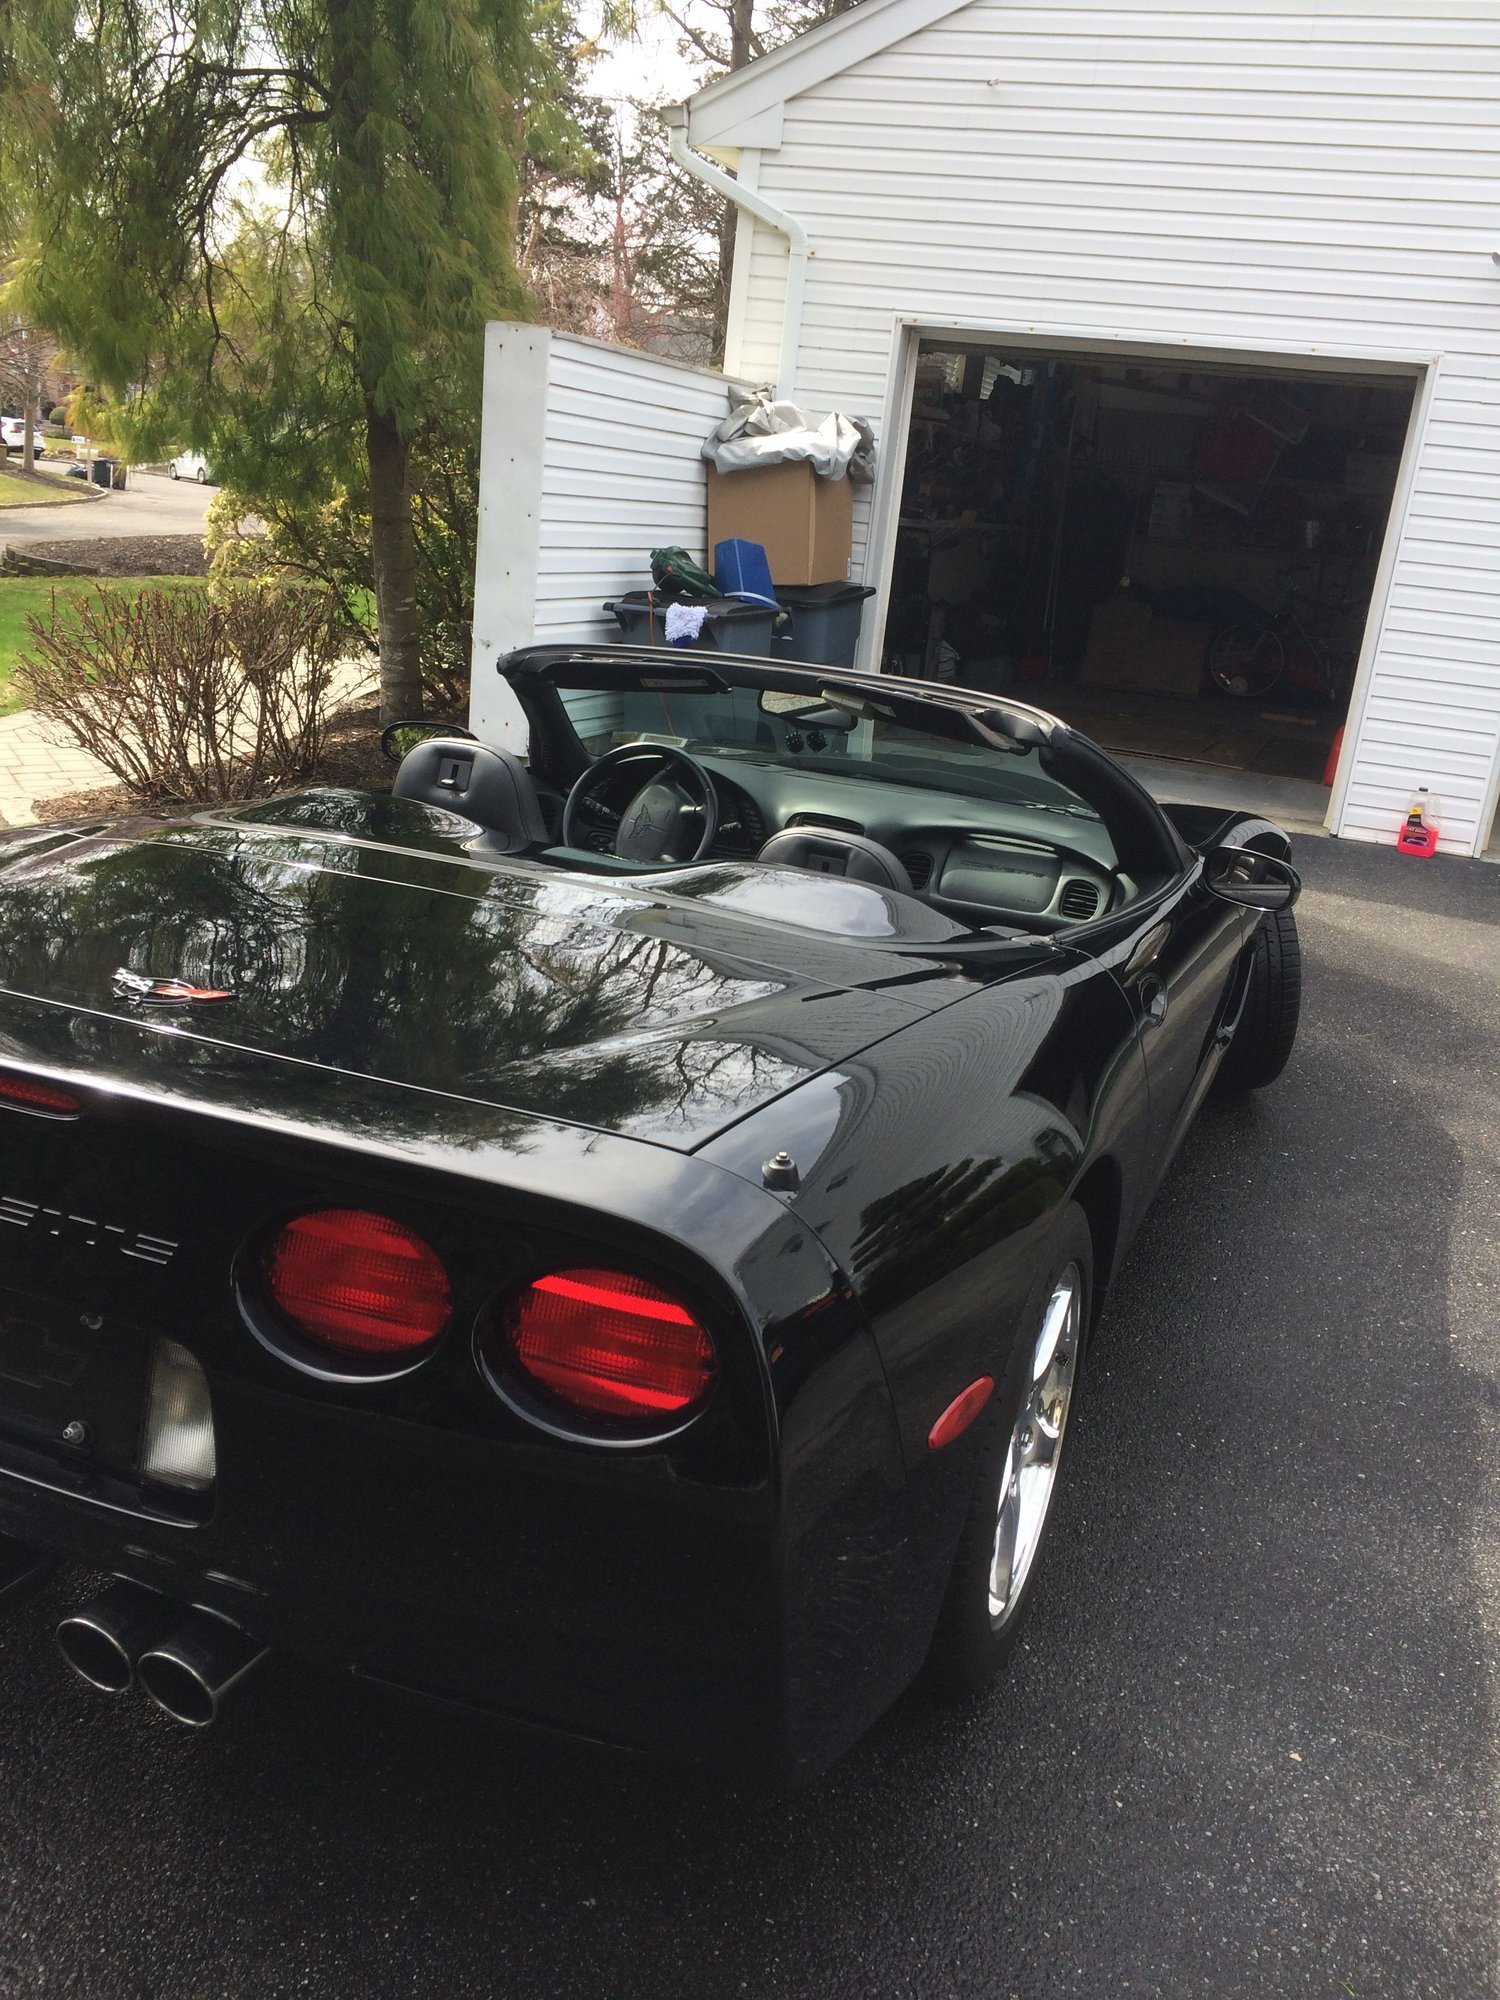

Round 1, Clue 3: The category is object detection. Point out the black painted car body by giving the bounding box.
[0,646,1298,1778]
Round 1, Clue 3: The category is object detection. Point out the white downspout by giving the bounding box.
[665,103,807,401]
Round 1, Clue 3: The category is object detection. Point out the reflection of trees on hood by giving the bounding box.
[0,828,811,1141]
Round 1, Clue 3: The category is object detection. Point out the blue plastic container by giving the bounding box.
[713,538,778,608]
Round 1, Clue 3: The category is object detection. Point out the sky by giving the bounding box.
[584,10,702,114]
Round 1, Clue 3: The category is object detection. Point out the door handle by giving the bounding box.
[1138,974,1169,1027]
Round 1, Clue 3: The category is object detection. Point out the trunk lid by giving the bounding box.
[0,817,959,1149]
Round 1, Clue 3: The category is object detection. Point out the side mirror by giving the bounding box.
[1203,844,1301,912]
[380,720,476,765]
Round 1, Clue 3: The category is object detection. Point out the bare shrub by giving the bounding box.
[15,584,348,804]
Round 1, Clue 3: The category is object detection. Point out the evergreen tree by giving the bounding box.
[0,0,525,719]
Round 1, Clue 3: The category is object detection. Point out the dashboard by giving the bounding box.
[691,752,1122,926]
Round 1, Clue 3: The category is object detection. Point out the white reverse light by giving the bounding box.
[141,1338,217,1492]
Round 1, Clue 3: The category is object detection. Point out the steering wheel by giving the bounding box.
[562,743,720,865]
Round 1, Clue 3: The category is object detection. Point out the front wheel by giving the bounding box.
[1213,906,1302,1094]
[168,464,178,479]
[1209,621,1284,698]
[925,1203,1093,1699]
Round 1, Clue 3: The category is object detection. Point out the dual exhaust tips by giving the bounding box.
[56,1580,267,1728]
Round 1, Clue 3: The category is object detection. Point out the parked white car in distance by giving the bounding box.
[1,419,45,458]
[168,450,213,483]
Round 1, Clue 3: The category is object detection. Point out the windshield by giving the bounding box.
[548,668,1098,826]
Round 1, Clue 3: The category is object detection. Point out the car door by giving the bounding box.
[1080,865,1250,1208]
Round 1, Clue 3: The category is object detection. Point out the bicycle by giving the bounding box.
[1207,566,1347,702]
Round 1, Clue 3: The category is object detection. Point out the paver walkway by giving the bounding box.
[0,656,377,826]
[0,709,112,825]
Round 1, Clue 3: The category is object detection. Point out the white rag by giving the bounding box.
[664,602,709,645]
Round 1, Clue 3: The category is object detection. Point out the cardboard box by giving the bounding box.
[1081,600,1152,686]
[1082,603,1207,698]
[705,461,853,587]
[1142,617,1210,697]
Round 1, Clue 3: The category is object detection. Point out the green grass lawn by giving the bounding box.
[0,576,203,716]
[0,465,90,507]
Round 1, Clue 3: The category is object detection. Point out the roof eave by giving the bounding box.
[685,0,976,149]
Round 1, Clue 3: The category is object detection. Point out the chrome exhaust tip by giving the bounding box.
[138,1610,267,1727]
[56,1581,180,1694]
[0,1533,53,1612]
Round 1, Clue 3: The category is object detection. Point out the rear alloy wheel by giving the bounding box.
[926,1204,1092,1699]
[1213,905,1302,1095]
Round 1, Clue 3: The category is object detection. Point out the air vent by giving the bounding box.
[716,790,766,855]
[737,795,766,849]
[901,849,935,892]
[1058,879,1100,920]
[787,812,865,837]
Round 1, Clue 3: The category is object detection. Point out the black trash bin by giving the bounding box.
[775,582,877,669]
[604,591,778,657]
[91,457,115,489]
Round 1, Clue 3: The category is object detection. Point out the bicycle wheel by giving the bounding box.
[1208,621,1285,699]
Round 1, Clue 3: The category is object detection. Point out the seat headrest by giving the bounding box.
[755,828,914,894]
[392,738,548,853]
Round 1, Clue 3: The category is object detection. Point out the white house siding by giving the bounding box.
[470,325,737,748]
[713,0,1500,855]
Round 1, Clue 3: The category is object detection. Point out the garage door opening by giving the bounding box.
[878,342,1417,823]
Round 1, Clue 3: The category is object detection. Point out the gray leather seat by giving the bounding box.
[756,827,914,893]
[393,739,548,855]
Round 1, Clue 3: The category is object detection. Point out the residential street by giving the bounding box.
[0,468,214,546]
[0,833,1494,1999]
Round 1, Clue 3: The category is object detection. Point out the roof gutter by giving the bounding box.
[664,103,807,400]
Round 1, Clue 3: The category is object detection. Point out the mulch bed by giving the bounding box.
[35,700,394,822]
[20,535,210,577]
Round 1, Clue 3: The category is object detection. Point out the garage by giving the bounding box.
[880,342,1417,823]
[476,0,1500,857]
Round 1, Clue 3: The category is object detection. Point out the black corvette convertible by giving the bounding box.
[0,644,1300,1778]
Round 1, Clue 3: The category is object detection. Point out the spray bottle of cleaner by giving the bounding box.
[1396,787,1441,858]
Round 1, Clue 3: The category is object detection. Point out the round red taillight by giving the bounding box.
[260,1209,451,1360]
[502,1268,716,1423]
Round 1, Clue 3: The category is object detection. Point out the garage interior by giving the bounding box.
[879,342,1417,821]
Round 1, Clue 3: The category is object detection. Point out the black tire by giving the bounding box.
[1213,905,1302,1094]
[925,1203,1093,1700]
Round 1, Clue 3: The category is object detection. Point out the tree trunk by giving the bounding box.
[364,400,424,721]
[20,333,36,469]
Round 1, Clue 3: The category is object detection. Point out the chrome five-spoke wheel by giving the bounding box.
[988,1263,1081,1629]
[925,1203,1093,1698]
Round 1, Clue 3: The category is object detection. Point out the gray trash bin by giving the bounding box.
[774,583,877,669]
[604,592,778,657]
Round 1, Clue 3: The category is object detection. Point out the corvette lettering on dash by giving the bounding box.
[0,645,1301,1775]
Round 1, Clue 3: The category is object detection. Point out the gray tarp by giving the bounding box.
[702,387,876,482]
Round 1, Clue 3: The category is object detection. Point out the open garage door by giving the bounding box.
[878,342,1418,829]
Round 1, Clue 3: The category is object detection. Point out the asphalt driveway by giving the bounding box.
[0,468,213,546]
[0,834,1495,2000]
